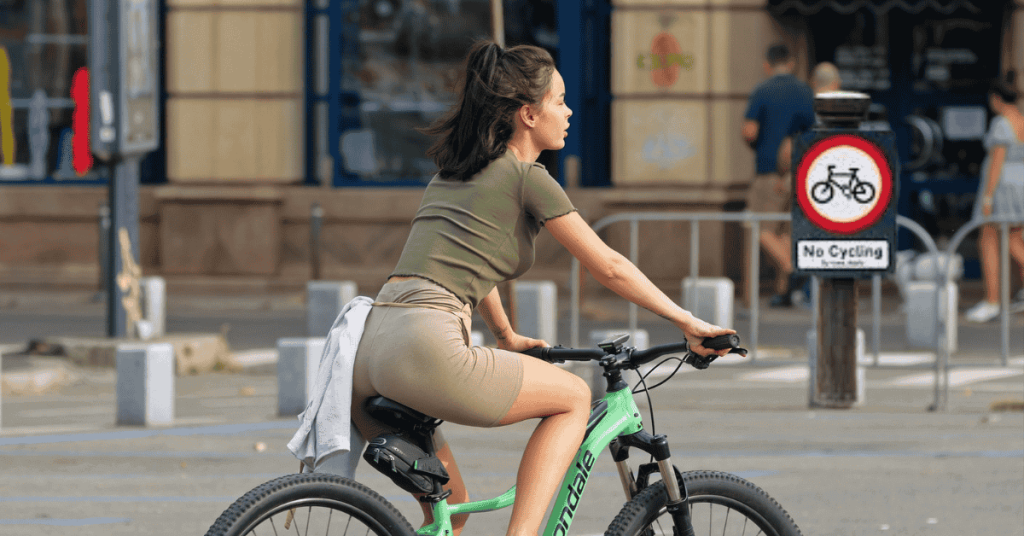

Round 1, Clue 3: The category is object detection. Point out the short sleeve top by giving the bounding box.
[745,74,816,174]
[985,115,1024,166]
[390,151,577,308]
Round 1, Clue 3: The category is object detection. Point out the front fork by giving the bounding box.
[611,431,695,536]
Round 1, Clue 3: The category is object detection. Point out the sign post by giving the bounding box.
[89,0,160,338]
[792,92,898,408]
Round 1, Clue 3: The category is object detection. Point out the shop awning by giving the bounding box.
[767,0,994,15]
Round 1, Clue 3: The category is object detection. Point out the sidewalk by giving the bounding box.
[2,284,1022,397]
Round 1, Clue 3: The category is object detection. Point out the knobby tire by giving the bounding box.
[205,473,416,536]
[604,470,802,536]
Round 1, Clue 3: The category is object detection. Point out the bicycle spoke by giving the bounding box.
[722,508,730,536]
[654,515,666,534]
[323,509,332,536]
[270,517,280,536]
[342,515,352,536]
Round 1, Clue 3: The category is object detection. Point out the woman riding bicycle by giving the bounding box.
[350,40,734,536]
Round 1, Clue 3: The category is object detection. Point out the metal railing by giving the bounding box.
[930,215,1023,410]
[567,211,1023,411]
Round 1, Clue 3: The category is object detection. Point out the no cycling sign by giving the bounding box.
[792,130,898,277]
[796,134,892,235]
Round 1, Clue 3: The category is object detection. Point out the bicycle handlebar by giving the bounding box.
[521,346,604,362]
[522,334,745,371]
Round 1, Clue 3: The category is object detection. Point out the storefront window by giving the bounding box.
[334,0,492,184]
[0,0,98,182]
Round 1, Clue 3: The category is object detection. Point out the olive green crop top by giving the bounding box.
[390,151,577,309]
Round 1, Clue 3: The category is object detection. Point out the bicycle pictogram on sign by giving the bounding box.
[796,134,892,235]
[811,165,877,205]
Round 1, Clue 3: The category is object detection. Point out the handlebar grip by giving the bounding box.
[701,334,740,351]
[522,347,547,360]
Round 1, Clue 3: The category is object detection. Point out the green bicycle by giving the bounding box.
[205,334,803,536]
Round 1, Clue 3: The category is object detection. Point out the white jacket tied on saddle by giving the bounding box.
[287,296,372,477]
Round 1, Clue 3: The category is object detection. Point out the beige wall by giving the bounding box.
[165,0,304,183]
[609,2,790,189]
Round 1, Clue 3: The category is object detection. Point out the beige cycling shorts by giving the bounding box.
[350,278,525,449]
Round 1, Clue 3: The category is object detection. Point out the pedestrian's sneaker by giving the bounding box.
[965,300,1000,323]
[1012,289,1024,313]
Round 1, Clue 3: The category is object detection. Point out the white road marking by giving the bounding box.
[888,368,1024,387]
[737,366,809,383]
[859,352,935,366]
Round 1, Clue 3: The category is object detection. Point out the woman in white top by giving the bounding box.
[965,73,1024,323]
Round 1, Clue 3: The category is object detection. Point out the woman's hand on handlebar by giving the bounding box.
[677,313,735,358]
[495,329,548,353]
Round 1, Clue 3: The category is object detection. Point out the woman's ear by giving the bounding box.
[518,103,537,129]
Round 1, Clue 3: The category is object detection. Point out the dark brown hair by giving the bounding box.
[766,43,791,66]
[421,40,555,181]
[990,71,1019,104]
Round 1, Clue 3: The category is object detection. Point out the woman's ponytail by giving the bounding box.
[421,40,555,181]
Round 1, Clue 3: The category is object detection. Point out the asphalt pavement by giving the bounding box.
[0,287,1022,535]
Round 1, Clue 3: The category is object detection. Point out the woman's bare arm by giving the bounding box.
[478,286,512,343]
[982,146,1007,216]
[544,212,733,355]
[478,286,546,351]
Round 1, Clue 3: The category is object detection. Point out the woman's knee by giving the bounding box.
[499,360,592,423]
[565,373,591,412]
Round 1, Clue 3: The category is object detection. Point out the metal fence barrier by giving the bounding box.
[567,212,1023,411]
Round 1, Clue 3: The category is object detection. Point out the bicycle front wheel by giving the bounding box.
[205,473,416,536]
[605,470,802,536]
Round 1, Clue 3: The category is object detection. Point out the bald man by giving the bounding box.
[778,62,843,174]
[812,62,841,94]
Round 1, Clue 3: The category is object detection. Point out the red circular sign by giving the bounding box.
[795,134,892,235]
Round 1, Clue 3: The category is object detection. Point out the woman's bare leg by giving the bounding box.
[1008,228,1024,276]
[497,357,591,536]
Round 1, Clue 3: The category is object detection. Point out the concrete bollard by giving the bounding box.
[116,343,175,426]
[514,281,558,344]
[277,337,326,417]
[138,276,166,340]
[904,281,958,353]
[307,281,358,337]
[807,329,865,407]
[681,277,734,329]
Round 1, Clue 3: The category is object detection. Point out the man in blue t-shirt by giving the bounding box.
[741,43,815,308]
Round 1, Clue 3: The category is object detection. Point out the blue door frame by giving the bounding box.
[557,0,612,188]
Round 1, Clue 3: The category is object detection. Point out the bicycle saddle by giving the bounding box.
[364,396,443,433]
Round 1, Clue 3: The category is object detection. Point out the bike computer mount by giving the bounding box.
[598,334,631,354]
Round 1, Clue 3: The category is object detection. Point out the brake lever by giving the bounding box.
[682,352,717,370]
[685,333,749,369]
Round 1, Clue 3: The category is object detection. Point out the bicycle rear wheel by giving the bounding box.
[205,473,416,536]
[605,470,802,536]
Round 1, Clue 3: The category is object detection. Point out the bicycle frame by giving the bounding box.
[416,383,646,536]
